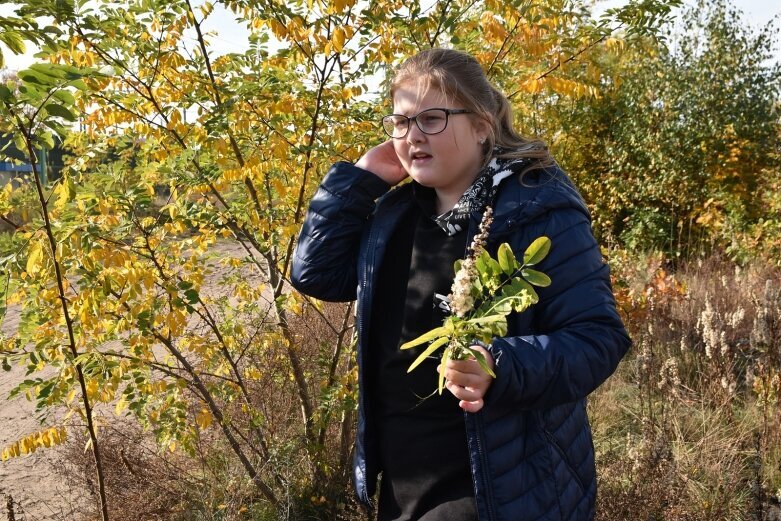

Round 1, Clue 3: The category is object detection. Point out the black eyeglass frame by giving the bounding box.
[381,108,473,139]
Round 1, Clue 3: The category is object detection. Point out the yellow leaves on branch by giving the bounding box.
[221,167,245,183]
[519,75,599,98]
[325,0,357,13]
[0,182,13,213]
[480,12,508,41]
[161,308,187,338]
[257,18,288,39]
[200,1,215,19]
[605,37,625,53]
[254,14,355,55]
[1,427,67,461]
[325,27,349,55]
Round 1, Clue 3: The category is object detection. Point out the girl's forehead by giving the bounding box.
[392,81,451,113]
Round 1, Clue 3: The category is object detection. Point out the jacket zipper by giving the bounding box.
[467,406,498,521]
[464,210,498,521]
[357,218,378,507]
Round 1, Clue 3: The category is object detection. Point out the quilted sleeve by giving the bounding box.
[290,161,390,302]
[485,206,631,411]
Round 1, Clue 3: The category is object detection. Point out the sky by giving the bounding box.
[2,0,780,71]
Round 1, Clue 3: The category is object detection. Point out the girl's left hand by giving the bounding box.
[441,345,495,413]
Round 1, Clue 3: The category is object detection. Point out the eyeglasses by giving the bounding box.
[381,108,473,139]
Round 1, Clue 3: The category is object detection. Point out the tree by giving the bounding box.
[558,0,781,260]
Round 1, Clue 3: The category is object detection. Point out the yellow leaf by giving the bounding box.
[272,178,288,198]
[20,436,34,454]
[196,408,213,430]
[26,241,43,276]
[86,380,99,400]
[522,78,543,94]
[332,28,345,52]
[605,37,624,52]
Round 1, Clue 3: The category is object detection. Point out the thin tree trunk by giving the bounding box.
[21,128,110,521]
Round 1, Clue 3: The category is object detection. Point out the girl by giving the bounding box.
[291,48,630,521]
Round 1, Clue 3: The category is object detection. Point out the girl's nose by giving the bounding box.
[406,121,426,144]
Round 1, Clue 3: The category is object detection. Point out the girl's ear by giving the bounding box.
[473,118,490,144]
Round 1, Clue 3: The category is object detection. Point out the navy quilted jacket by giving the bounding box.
[291,161,631,521]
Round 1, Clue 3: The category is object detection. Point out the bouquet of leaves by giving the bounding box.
[400,207,552,393]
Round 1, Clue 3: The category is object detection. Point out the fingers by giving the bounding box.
[444,353,494,389]
[443,364,488,389]
[440,349,495,413]
[355,143,408,185]
[443,379,485,412]
[459,399,485,413]
[444,379,484,402]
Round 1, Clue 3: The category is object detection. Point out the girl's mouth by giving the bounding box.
[411,152,432,164]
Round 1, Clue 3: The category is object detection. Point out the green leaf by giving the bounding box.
[0,84,12,102]
[12,132,27,154]
[487,257,501,277]
[28,63,67,80]
[468,347,496,378]
[19,70,53,87]
[516,279,539,307]
[497,242,516,275]
[44,103,76,121]
[43,119,68,137]
[523,236,551,266]
[184,288,199,304]
[37,379,55,400]
[491,297,514,315]
[438,346,452,395]
[498,279,538,312]
[69,79,89,91]
[400,325,449,350]
[0,31,26,55]
[407,336,449,373]
[51,89,76,105]
[38,131,55,150]
[18,83,44,102]
[521,268,551,287]
[465,314,507,325]
[475,253,487,274]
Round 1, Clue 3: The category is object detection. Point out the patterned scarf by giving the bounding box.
[433,149,534,236]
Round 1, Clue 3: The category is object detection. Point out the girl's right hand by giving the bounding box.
[356,140,408,186]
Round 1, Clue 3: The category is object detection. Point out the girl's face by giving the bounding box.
[392,83,488,204]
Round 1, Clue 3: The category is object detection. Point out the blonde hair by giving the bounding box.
[390,48,555,171]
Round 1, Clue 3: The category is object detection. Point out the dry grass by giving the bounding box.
[594,251,781,521]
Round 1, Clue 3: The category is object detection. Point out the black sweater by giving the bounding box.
[368,187,477,521]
